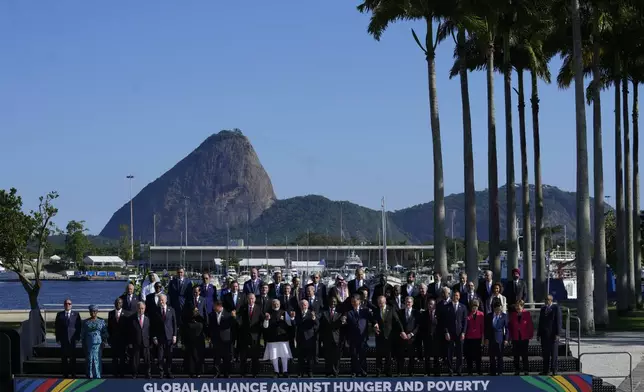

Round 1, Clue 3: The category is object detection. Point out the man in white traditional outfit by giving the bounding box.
[262,299,293,377]
[140,272,160,301]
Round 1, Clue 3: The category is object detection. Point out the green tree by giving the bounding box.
[64,220,90,265]
[119,224,133,261]
[0,188,58,310]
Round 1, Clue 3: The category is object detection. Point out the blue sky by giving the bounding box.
[0,1,639,234]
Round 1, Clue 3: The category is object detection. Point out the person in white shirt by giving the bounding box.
[141,272,160,301]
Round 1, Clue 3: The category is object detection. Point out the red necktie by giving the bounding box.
[330,309,334,318]
[250,306,254,318]
[139,316,143,328]
[162,308,166,320]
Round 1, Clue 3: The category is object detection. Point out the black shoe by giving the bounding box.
[273,373,279,378]
[539,372,547,376]
[282,373,289,378]
[146,374,152,379]
[524,372,529,376]
[131,376,137,379]
[514,371,520,376]
[308,373,313,378]
[551,371,557,376]
[166,374,174,379]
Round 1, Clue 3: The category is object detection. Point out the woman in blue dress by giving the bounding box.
[81,304,109,378]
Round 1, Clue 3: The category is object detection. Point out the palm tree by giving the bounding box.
[357,0,449,279]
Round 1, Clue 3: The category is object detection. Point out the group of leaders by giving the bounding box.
[55,267,562,380]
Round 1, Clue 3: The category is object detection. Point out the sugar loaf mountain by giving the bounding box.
[99,129,603,245]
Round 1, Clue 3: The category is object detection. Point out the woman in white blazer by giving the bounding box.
[486,282,507,313]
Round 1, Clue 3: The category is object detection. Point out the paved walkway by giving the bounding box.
[575,332,644,390]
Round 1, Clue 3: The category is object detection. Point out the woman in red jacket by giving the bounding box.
[464,299,484,375]
[509,300,534,375]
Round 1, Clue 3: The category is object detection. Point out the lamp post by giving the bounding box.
[126,175,134,261]
[184,197,189,247]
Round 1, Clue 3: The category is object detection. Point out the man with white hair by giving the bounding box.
[152,294,177,378]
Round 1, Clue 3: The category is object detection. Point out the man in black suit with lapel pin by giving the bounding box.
[428,272,444,300]
[243,268,262,296]
[257,283,272,314]
[477,271,495,310]
[442,290,468,376]
[294,299,320,377]
[374,295,402,377]
[400,272,418,299]
[504,268,527,311]
[209,300,236,378]
[108,297,128,378]
[130,302,152,379]
[223,281,245,312]
[371,274,393,307]
[307,272,328,307]
[188,285,208,322]
[168,267,192,329]
[320,297,344,377]
[304,285,322,314]
[485,298,509,376]
[120,283,139,315]
[55,298,81,378]
[392,285,404,312]
[238,293,262,377]
[538,295,562,375]
[279,283,299,355]
[344,294,372,377]
[452,272,469,302]
[397,296,419,376]
[152,294,178,379]
[269,270,283,299]
[348,268,366,296]
[145,282,163,316]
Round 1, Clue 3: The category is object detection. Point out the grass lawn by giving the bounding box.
[602,308,644,331]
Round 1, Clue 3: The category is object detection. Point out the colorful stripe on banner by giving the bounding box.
[15,379,107,392]
[520,375,593,392]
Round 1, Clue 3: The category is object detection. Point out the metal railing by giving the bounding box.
[579,352,633,392]
[569,316,582,359]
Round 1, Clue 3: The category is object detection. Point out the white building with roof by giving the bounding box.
[83,255,125,267]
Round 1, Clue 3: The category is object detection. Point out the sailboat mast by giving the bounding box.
[382,197,388,271]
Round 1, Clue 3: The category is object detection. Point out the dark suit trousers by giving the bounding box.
[349,341,367,375]
[513,339,529,373]
[424,335,440,375]
[489,342,504,375]
[298,342,316,375]
[111,342,127,376]
[541,338,558,373]
[130,344,151,376]
[184,342,204,375]
[445,339,464,373]
[324,341,341,376]
[60,342,76,377]
[396,341,415,375]
[156,340,174,375]
[464,339,482,374]
[375,337,392,375]
[213,341,232,376]
[240,339,260,376]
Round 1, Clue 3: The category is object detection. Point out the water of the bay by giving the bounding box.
[0,281,128,309]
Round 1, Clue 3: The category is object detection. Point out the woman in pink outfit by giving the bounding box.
[509,300,534,375]
[464,299,485,375]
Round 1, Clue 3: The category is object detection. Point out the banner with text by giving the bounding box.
[14,375,593,392]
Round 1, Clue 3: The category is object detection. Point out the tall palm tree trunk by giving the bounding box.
[503,33,518,274]
[615,57,628,313]
[623,77,635,309]
[426,19,447,279]
[571,0,594,333]
[517,69,532,303]
[458,28,479,284]
[633,80,641,308]
[531,70,546,301]
[592,31,608,326]
[488,33,501,280]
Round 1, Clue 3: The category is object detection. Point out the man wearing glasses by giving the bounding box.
[55,298,82,378]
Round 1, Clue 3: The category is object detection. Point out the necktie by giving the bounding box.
[195,296,198,305]
[250,306,254,318]
[162,308,166,320]
[217,313,221,324]
[233,294,237,305]
[407,310,411,320]
[116,311,120,321]
[330,309,334,318]
[139,316,144,328]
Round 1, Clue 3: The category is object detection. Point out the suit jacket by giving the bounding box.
[168,277,193,313]
[504,279,527,307]
[345,307,372,345]
[145,292,162,315]
[328,287,350,310]
[477,280,495,308]
[55,311,81,345]
[392,295,404,312]
[320,308,344,345]
[509,310,534,341]
[413,294,429,311]
[425,308,440,336]
[107,309,128,347]
[268,282,284,299]
[398,307,420,343]
[294,310,319,347]
[485,312,509,344]
[153,306,178,341]
[400,283,418,298]
[303,296,322,314]
[238,304,262,344]
[256,295,272,314]
[208,310,236,343]
[306,282,328,306]
[279,294,299,312]
[442,301,468,337]
[263,309,291,342]
[243,279,262,296]
[451,283,470,305]
[371,283,393,306]
[538,304,562,340]
[182,317,205,347]
[374,305,401,340]
[462,291,481,308]
[199,283,217,314]
[291,286,305,303]
[120,294,139,315]
[187,294,209,322]
[223,291,246,313]
[427,282,445,300]
[348,279,367,296]
[465,310,485,339]
[130,313,151,347]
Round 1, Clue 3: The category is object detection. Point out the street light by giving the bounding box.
[126,175,134,261]
[184,197,189,247]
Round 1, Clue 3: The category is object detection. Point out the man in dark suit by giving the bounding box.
[428,272,444,300]
[374,295,402,377]
[168,267,192,328]
[424,299,441,376]
[145,282,163,316]
[397,296,420,376]
[307,272,327,307]
[348,268,366,296]
[121,284,140,315]
[268,271,284,299]
[538,295,562,375]
[294,299,320,377]
[243,268,262,296]
[504,268,527,310]
[200,272,218,315]
[392,285,404,312]
[485,299,509,376]
[279,283,298,312]
[371,274,393,307]
[238,293,262,377]
[257,283,272,314]
[344,294,372,377]
[223,281,245,312]
[414,284,429,311]
[304,285,322,314]
[108,297,128,377]
[400,272,418,299]
[452,272,469,301]
[54,298,81,378]
[188,285,208,322]
[130,302,152,379]
[442,290,468,375]
[209,301,236,378]
[320,297,344,377]
[477,270,495,309]
[152,294,178,378]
